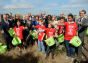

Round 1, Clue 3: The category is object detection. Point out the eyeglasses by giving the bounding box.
[79,13,84,14]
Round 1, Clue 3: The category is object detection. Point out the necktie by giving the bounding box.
[79,18,82,22]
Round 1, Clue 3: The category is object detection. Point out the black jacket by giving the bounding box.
[1,20,12,35]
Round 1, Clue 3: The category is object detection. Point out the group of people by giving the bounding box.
[0,10,88,61]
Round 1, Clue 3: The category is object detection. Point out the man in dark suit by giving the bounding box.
[1,14,13,50]
[76,10,88,57]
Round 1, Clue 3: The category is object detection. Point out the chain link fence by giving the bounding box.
[0,8,88,16]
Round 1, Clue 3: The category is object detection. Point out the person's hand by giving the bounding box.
[30,30,32,32]
[1,30,4,34]
[14,33,17,36]
[24,27,28,29]
[76,32,78,35]
[32,25,34,27]
[55,33,58,37]
[35,31,38,34]
[78,22,82,25]
[10,28,12,30]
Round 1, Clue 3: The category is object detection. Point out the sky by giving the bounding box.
[0,0,88,15]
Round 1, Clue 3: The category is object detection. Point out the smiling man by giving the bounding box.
[76,10,88,58]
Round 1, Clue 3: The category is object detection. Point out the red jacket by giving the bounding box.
[34,25,45,41]
[64,22,78,40]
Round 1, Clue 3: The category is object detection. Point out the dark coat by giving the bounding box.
[76,17,88,43]
[1,20,12,35]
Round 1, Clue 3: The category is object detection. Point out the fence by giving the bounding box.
[0,8,88,16]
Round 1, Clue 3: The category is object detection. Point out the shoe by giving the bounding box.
[7,47,10,51]
[52,56,54,59]
[45,56,49,59]
[65,56,70,60]
[71,58,75,63]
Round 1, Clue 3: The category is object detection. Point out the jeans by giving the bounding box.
[38,40,45,53]
[65,40,75,57]
[46,45,54,56]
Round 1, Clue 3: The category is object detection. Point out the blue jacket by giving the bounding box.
[32,19,39,30]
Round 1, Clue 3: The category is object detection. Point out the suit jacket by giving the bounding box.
[76,17,88,37]
[1,20,12,35]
